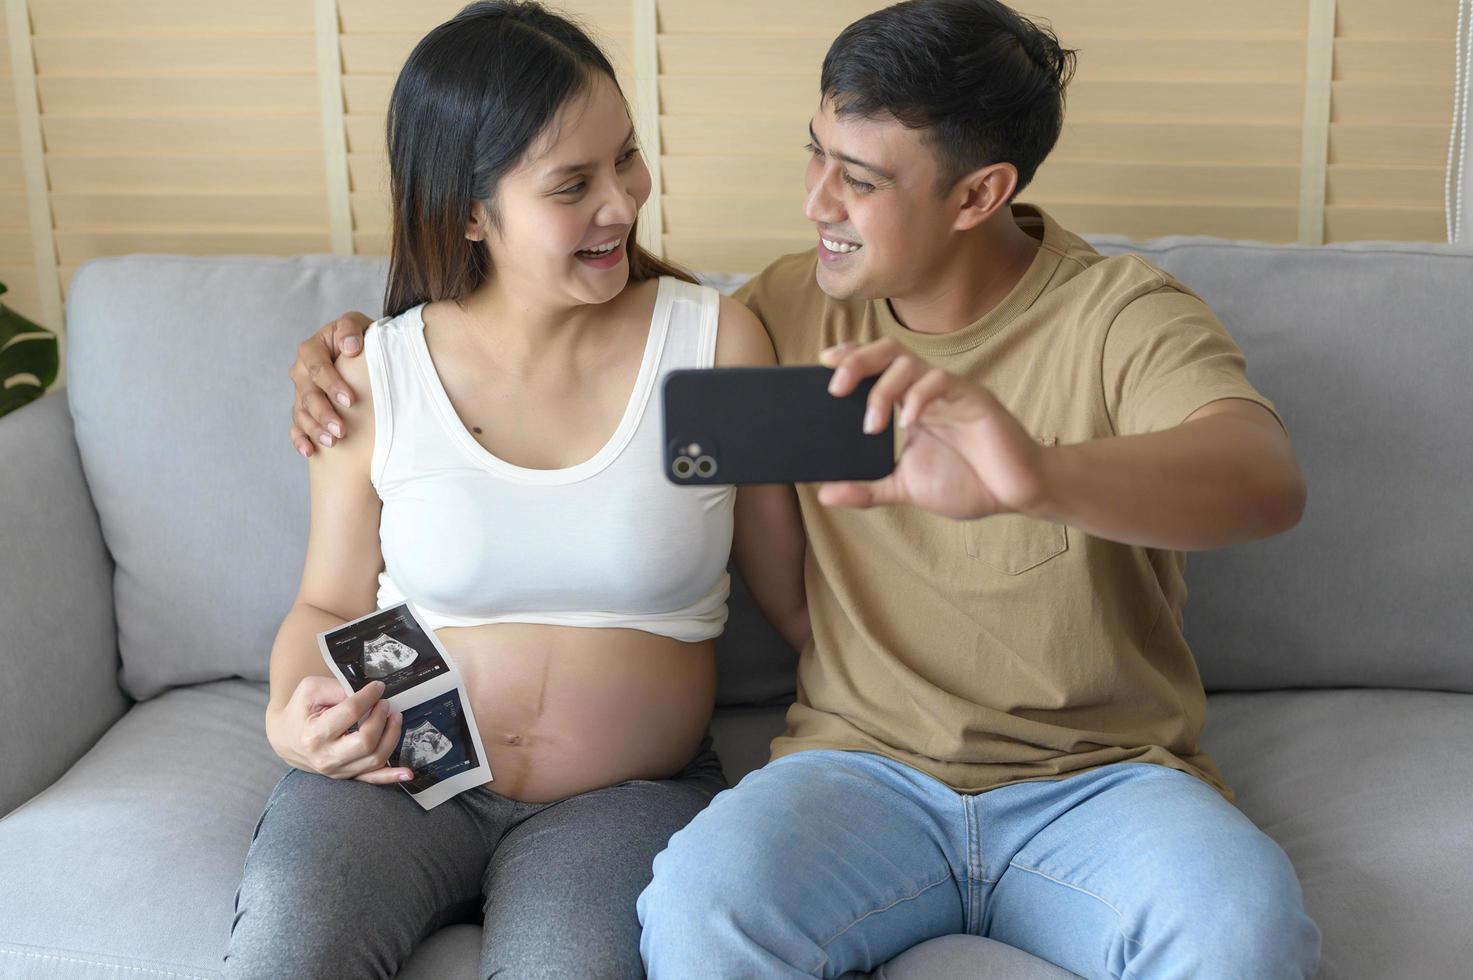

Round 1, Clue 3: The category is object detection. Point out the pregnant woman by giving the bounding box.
[223,3,807,977]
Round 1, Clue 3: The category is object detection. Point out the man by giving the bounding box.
[288,2,1321,976]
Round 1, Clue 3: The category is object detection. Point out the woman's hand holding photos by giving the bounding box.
[267,676,414,784]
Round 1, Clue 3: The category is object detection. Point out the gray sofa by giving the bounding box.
[1,236,1470,980]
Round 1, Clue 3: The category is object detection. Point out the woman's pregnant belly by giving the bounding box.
[432,622,717,803]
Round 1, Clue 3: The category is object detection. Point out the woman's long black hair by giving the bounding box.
[384,1,694,318]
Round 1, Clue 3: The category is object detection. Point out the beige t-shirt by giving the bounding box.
[734,204,1283,802]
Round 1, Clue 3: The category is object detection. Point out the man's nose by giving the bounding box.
[804,167,844,226]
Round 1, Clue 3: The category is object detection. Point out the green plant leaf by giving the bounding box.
[0,282,59,419]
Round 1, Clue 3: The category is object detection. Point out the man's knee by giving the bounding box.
[1164,837,1320,978]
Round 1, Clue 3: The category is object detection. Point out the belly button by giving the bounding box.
[502,733,524,746]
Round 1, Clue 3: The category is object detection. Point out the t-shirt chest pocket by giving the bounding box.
[964,437,1068,574]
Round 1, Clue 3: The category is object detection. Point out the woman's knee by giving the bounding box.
[225,772,436,978]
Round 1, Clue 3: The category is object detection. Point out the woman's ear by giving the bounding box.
[952,162,1019,232]
[465,200,490,242]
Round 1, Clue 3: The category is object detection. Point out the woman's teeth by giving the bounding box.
[577,240,620,257]
[822,237,861,254]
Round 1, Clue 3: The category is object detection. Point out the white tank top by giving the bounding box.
[362,277,735,642]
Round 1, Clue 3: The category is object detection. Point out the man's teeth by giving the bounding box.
[579,240,620,256]
[822,237,862,254]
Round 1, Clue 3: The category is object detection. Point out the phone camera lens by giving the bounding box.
[673,455,695,478]
[695,455,717,478]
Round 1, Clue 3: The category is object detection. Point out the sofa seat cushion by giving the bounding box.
[9,682,1462,980]
[1204,688,1473,980]
[0,683,1030,979]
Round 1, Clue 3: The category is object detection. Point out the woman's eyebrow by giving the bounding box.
[546,125,638,178]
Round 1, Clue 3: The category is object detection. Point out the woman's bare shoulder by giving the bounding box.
[316,344,375,463]
[713,291,776,368]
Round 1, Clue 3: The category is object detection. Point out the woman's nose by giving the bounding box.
[600,178,639,226]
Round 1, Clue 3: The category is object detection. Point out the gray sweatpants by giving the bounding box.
[223,739,725,979]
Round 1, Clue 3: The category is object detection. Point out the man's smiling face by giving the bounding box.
[803,97,960,302]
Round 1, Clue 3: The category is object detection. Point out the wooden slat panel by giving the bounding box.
[662,157,1303,204]
[54,230,331,264]
[0,154,22,189]
[1326,164,1443,206]
[1328,124,1447,165]
[32,36,315,74]
[0,263,42,323]
[351,191,388,229]
[660,75,1304,122]
[660,0,1306,35]
[1324,206,1445,241]
[659,35,1305,81]
[1056,121,1319,166]
[0,228,35,261]
[29,0,313,35]
[1029,160,1300,202]
[338,0,629,33]
[1332,81,1452,123]
[662,194,1301,242]
[340,31,634,76]
[47,154,325,191]
[660,156,804,196]
[1037,79,1302,122]
[38,75,317,114]
[1034,201,1299,241]
[342,69,636,118]
[51,193,329,227]
[660,115,1304,164]
[663,233,809,273]
[353,228,389,255]
[42,115,321,152]
[342,74,393,116]
[1333,39,1453,81]
[0,190,27,224]
[344,115,384,155]
[1334,0,1456,38]
[0,127,18,154]
[348,153,387,193]
[1328,0,1449,241]
[664,195,805,235]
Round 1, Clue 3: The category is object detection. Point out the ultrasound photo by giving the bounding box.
[317,601,491,808]
[391,690,484,800]
[318,602,450,702]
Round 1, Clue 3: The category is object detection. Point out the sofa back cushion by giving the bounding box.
[1087,237,1473,692]
[67,256,389,699]
[64,255,797,704]
[65,240,1473,702]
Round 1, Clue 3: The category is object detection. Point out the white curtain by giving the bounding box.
[1450,0,1473,243]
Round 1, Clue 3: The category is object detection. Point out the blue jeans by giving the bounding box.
[638,751,1320,979]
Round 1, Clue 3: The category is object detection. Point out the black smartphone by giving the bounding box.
[662,365,896,486]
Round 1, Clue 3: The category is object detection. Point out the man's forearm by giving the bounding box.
[1026,413,1306,551]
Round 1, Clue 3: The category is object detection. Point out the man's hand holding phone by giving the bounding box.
[817,338,1051,520]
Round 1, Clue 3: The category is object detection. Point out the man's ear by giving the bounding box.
[465,200,490,242]
[951,162,1018,232]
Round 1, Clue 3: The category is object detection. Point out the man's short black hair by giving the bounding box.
[820,0,1076,198]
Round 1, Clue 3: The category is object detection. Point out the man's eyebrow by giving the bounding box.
[546,125,637,178]
[808,121,894,182]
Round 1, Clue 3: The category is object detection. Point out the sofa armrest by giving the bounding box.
[0,390,128,816]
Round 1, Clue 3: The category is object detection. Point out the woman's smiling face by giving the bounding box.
[473,72,651,309]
